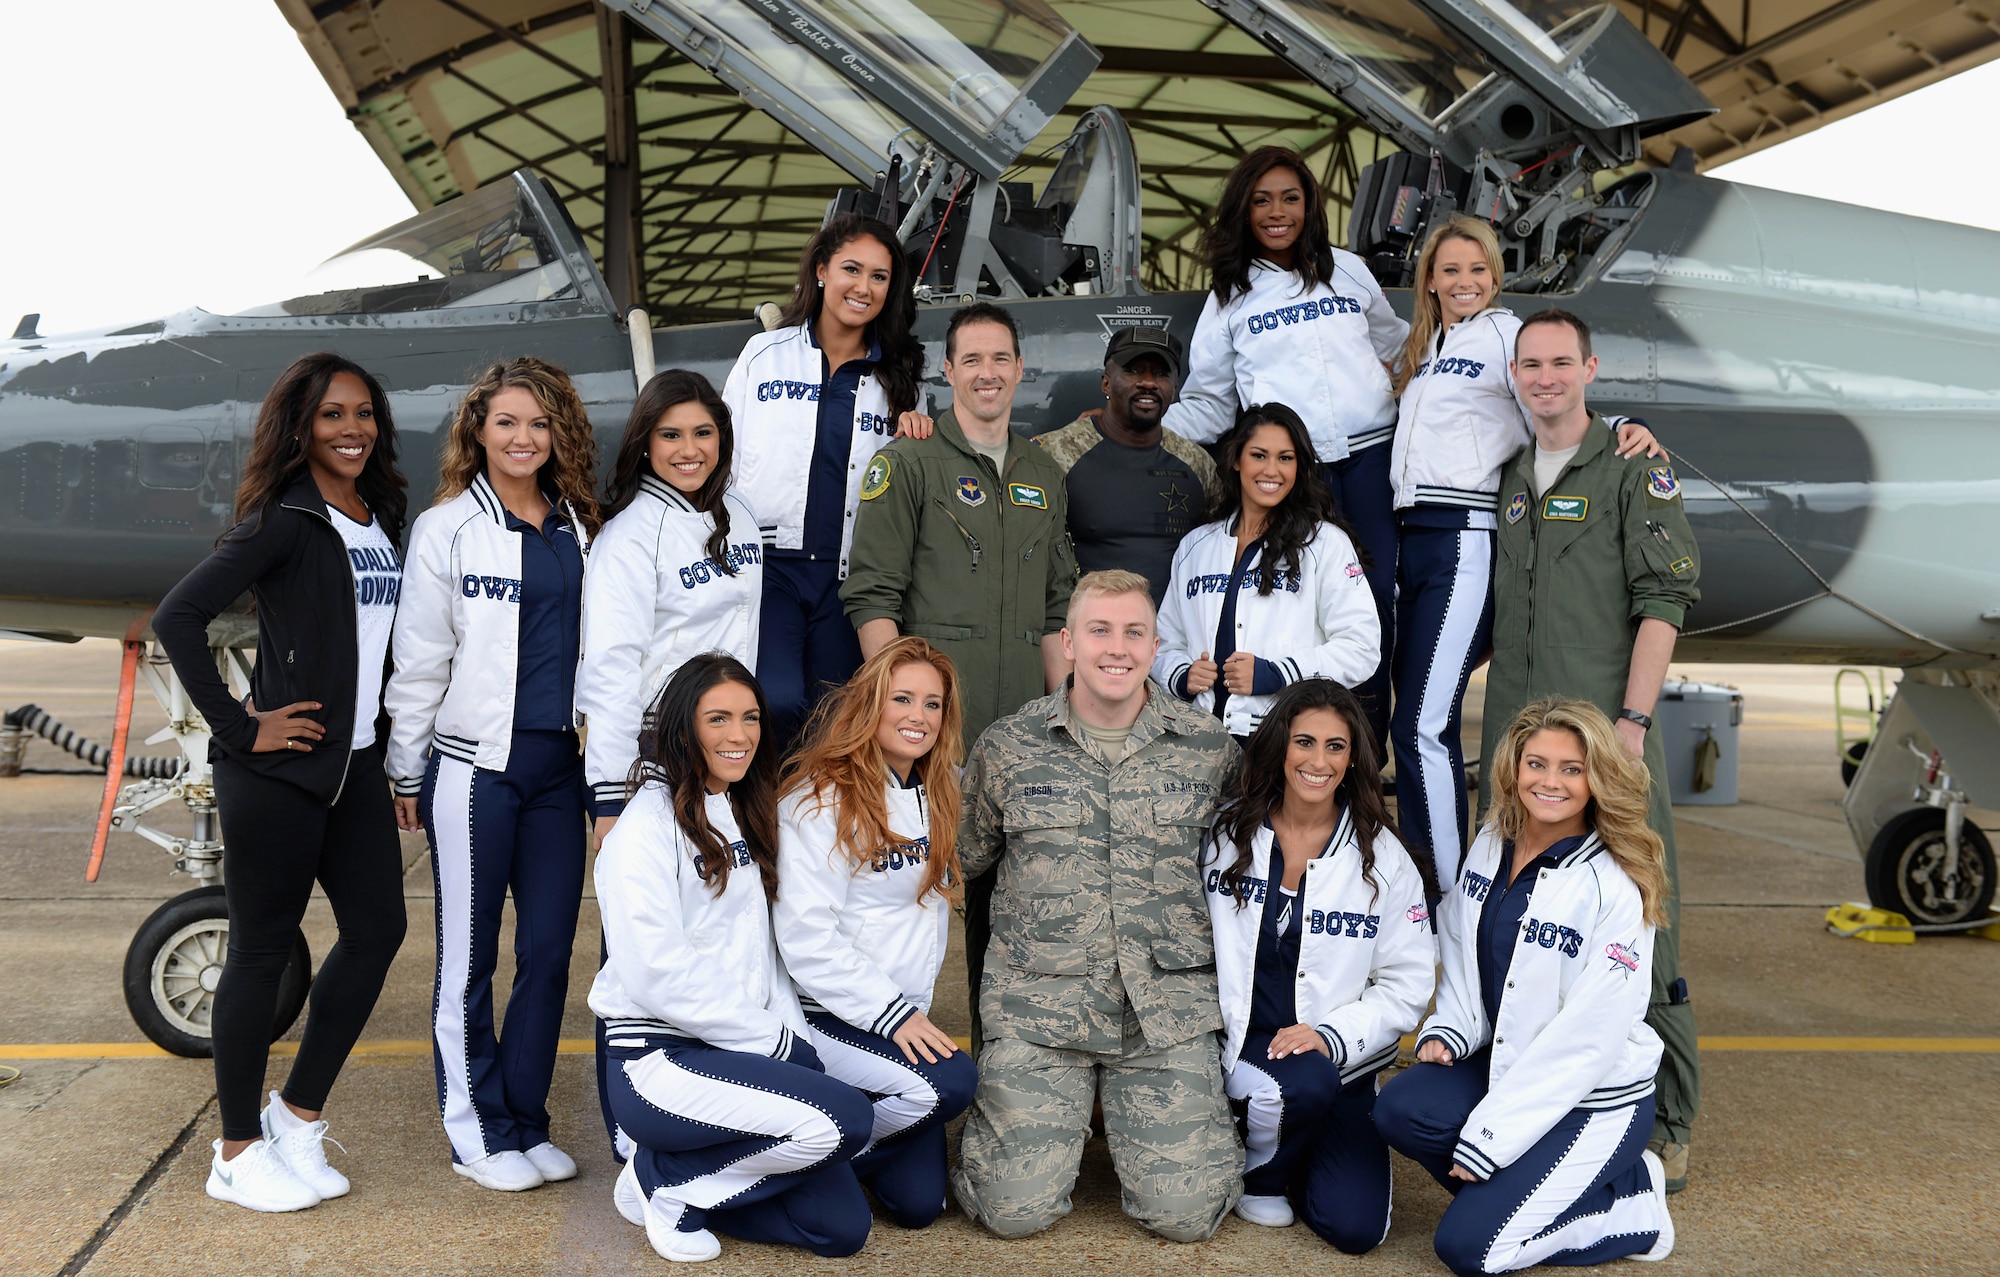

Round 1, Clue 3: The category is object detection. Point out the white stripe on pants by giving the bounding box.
[429,754,485,1161]
[1224,1059,1287,1175]
[621,1049,850,1209]
[1481,1107,1662,1273]
[806,1023,940,1156]
[1411,527,1491,888]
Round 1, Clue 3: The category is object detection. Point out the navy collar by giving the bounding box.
[802,320,882,366]
[638,471,701,514]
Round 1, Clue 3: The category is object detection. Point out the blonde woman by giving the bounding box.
[773,637,975,1229]
[1375,698,1674,1273]
[1387,219,1659,887]
[385,357,601,1191]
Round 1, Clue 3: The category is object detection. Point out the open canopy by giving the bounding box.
[279,0,2000,321]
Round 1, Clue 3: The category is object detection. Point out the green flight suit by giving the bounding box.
[841,408,1077,746]
[1481,414,1703,1149]
[841,408,1079,1056]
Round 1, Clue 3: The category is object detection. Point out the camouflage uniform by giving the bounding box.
[949,681,1243,1242]
[1482,415,1703,1150]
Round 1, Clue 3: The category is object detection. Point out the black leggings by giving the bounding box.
[211,746,407,1140]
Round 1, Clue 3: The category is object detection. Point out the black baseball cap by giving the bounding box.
[1105,325,1184,379]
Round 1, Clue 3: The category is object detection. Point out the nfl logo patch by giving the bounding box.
[956,476,986,506]
[1505,492,1528,524]
[1647,466,1681,499]
[1345,561,1364,579]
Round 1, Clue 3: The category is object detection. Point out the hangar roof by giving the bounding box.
[278,0,2000,322]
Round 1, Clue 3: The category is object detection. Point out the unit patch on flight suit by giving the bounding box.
[956,476,987,507]
[860,454,892,500]
[1647,466,1682,500]
[1542,494,1588,521]
[1007,483,1049,509]
[1505,492,1528,524]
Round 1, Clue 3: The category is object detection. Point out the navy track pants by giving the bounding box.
[604,1033,873,1257]
[759,555,863,753]
[1226,1032,1391,1254]
[805,1011,978,1228]
[1391,517,1495,888]
[1323,442,1398,751]
[1375,1053,1664,1274]
[422,729,585,1163]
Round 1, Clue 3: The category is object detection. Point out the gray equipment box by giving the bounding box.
[1657,680,1742,805]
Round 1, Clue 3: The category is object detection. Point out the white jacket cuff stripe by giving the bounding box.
[873,997,919,1039]
[1453,1139,1498,1179]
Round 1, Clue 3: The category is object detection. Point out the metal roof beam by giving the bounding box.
[343,3,597,99]
[426,0,601,89]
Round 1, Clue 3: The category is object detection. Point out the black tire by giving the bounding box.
[1840,739,1868,788]
[1864,809,1998,928]
[122,886,313,1058]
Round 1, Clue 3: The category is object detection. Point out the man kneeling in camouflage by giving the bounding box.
[951,570,1243,1241]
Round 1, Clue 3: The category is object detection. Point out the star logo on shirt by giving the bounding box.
[1159,481,1191,513]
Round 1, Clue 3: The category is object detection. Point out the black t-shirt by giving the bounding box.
[1036,418,1215,603]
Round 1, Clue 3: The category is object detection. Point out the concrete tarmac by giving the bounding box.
[2,642,1995,1275]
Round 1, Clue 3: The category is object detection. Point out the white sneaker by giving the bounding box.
[1633,1149,1676,1261]
[1235,1193,1295,1227]
[523,1141,578,1182]
[645,1188,722,1262]
[614,1158,647,1227]
[453,1149,545,1192]
[262,1093,350,1200]
[206,1138,321,1212]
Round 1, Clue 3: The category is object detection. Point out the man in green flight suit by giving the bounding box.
[1482,307,1702,1193]
[843,300,1078,1051]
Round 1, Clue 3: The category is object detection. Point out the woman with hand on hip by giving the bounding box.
[725,213,928,751]
[596,655,874,1263]
[1162,147,1407,746]
[154,351,409,1212]
[1388,218,1660,888]
[384,357,599,1192]
[774,637,976,1230]
[1156,404,1380,744]
[1203,678,1434,1250]
[1375,698,1675,1274]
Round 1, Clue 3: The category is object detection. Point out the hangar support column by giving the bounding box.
[597,6,645,315]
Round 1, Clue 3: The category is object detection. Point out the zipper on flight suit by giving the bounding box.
[931,499,982,571]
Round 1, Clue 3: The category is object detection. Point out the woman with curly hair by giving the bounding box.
[773,637,975,1230]
[1202,678,1433,1250]
[1154,404,1380,743]
[1375,697,1675,1274]
[1160,146,1407,745]
[725,213,928,750]
[385,356,601,1192]
[595,654,873,1263]
[155,351,409,1212]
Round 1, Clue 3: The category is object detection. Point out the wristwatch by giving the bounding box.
[1617,708,1653,730]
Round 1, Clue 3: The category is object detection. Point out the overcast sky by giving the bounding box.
[3,1,1997,336]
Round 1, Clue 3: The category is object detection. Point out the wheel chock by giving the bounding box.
[1970,915,2000,942]
[1824,902,1916,943]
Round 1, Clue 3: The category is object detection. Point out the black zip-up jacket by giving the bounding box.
[155,474,394,804]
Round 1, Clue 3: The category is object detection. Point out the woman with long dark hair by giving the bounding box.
[1161,146,1407,744]
[593,654,874,1263]
[1155,404,1380,742]
[384,356,600,1192]
[154,351,410,1211]
[579,369,762,840]
[725,212,928,750]
[1202,679,1434,1249]
[774,637,976,1229]
[1376,698,1674,1273]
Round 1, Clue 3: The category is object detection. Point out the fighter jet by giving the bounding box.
[1,0,1995,1054]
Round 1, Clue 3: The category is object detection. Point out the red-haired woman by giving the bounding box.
[773,637,976,1229]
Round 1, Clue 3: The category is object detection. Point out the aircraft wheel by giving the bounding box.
[1839,739,1868,787]
[122,886,313,1058]
[1864,809,1997,928]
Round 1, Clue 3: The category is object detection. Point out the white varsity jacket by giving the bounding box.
[1206,807,1436,1083]
[1154,517,1382,736]
[576,474,763,815]
[1390,308,1535,514]
[1419,827,1663,1180]
[1162,254,1408,460]
[723,322,923,578]
[384,473,589,793]
[772,779,950,1040]
[589,785,807,1058]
